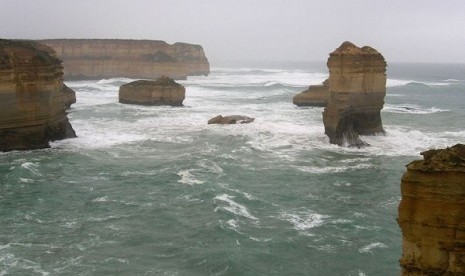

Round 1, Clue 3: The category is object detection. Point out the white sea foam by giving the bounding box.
[177,170,204,185]
[20,162,41,176]
[383,104,449,114]
[281,210,329,231]
[91,196,109,202]
[386,79,450,87]
[358,242,388,253]
[214,194,258,220]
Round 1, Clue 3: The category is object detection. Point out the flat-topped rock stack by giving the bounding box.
[398,144,465,275]
[40,39,210,80]
[119,76,185,106]
[322,41,387,147]
[293,79,329,107]
[0,39,76,151]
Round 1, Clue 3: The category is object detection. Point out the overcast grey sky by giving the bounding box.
[1,0,464,65]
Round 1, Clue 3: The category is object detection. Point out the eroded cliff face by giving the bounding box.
[40,39,210,80]
[0,39,76,151]
[119,76,185,106]
[322,41,386,147]
[398,144,465,275]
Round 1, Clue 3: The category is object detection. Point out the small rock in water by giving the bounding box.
[207,115,255,124]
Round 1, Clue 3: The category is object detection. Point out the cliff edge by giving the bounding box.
[398,144,465,275]
[0,39,76,151]
[40,39,210,80]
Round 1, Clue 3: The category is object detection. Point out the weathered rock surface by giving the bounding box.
[0,39,76,152]
[322,41,387,147]
[398,144,465,275]
[293,79,329,107]
[208,115,255,125]
[119,76,185,106]
[40,39,210,80]
[62,83,76,109]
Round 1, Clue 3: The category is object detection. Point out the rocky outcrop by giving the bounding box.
[208,115,255,124]
[0,39,76,152]
[62,83,76,109]
[293,79,329,107]
[322,41,386,147]
[119,76,185,106]
[40,39,210,80]
[398,144,465,275]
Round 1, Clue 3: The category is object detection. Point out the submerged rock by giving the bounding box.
[0,39,76,152]
[398,144,465,275]
[322,41,387,147]
[208,115,255,124]
[119,76,185,106]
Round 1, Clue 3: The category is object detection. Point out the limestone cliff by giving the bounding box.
[322,41,386,147]
[293,79,329,107]
[0,39,76,151]
[398,144,465,275]
[119,76,185,106]
[40,39,210,80]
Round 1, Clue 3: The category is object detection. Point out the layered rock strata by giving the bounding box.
[208,115,255,124]
[40,39,210,80]
[62,83,76,109]
[0,39,76,151]
[398,144,465,275]
[293,79,329,107]
[322,41,387,147]
[119,76,185,106]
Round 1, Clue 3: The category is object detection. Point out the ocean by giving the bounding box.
[1,61,465,275]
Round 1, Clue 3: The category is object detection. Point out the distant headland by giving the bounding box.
[39,39,210,80]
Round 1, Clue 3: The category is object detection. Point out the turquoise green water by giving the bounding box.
[1,63,465,275]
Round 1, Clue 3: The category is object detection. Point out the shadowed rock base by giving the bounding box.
[398,144,465,275]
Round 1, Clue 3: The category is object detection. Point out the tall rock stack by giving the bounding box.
[0,39,76,151]
[40,39,210,80]
[398,144,465,275]
[322,41,386,147]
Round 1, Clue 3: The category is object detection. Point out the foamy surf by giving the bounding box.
[214,194,258,220]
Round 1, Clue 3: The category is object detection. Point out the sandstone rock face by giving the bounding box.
[293,79,329,107]
[322,41,386,147]
[398,144,465,275]
[62,83,76,109]
[208,115,255,125]
[0,39,76,152]
[40,39,210,80]
[119,76,185,106]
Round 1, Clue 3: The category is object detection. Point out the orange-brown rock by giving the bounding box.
[293,79,329,107]
[119,76,185,106]
[40,39,210,80]
[322,41,386,147]
[0,39,76,151]
[62,83,76,109]
[398,144,465,275]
